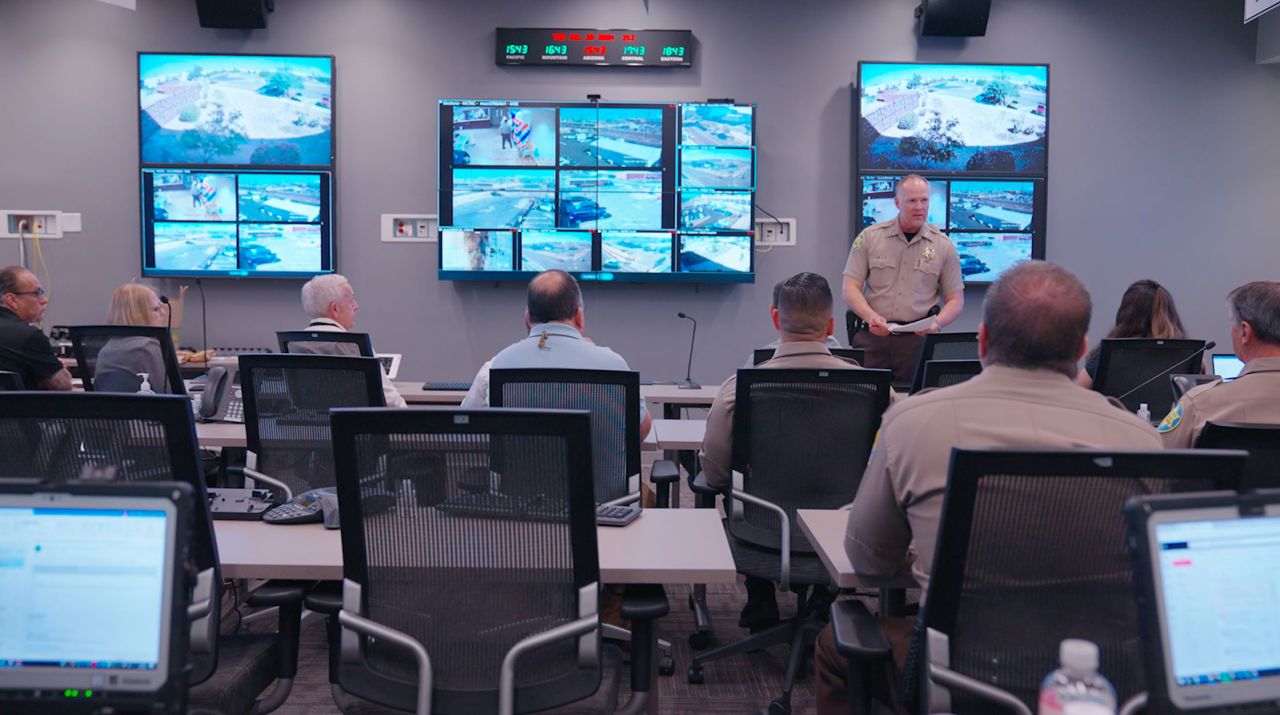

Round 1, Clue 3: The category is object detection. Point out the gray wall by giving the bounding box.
[2,0,1277,382]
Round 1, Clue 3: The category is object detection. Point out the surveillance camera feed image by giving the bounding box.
[860,175,947,229]
[680,147,754,189]
[520,230,593,272]
[953,233,1032,282]
[858,63,1047,174]
[151,171,237,222]
[450,105,556,167]
[681,104,754,147]
[948,180,1034,231]
[679,233,752,273]
[237,224,322,272]
[152,222,238,272]
[558,171,663,230]
[139,53,333,166]
[559,107,664,168]
[451,168,556,229]
[680,190,753,231]
[237,173,321,222]
[441,229,516,271]
[600,231,673,273]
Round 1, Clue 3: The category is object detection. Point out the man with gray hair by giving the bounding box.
[1159,281,1280,447]
[813,261,1160,714]
[0,266,72,390]
[293,274,406,407]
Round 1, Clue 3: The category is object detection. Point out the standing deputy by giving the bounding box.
[842,174,964,383]
[1159,281,1280,448]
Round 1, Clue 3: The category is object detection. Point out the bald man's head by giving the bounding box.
[982,261,1091,378]
[526,270,583,325]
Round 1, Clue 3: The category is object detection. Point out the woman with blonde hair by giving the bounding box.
[92,283,173,393]
[1077,279,1190,388]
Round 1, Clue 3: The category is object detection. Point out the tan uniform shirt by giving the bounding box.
[699,341,865,489]
[1159,356,1280,448]
[843,219,964,323]
[845,364,1160,597]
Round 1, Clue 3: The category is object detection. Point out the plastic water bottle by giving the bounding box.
[1136,403,1151,423]
[1038,639,1116,715]
[136,372,155,395]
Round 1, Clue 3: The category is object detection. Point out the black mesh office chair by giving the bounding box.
[0,370,24,390]
[909,332,979,394]
[328,407,668,714]
[1195,421,1280,489]
[0,392,304,714]
[69,324,186,395]
[1093,338,1206,416]
[916,359,982,393]
[277,330,375,358]
[238,353,386,500]
[1169,373,1219,401]
[687,367,893,714]
[833,448,1245,715]
[753,347,866,366]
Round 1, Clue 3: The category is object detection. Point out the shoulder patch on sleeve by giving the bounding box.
[1157,403,1183,433]
[851,233,865,252]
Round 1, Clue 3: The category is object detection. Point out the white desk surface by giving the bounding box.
[214,508,736,585]
[197,418,658,450]
[395,383,720,406]
[797,509,918,591]
[652,419,707,451]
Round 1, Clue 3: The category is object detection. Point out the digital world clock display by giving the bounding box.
[495,28,694,67]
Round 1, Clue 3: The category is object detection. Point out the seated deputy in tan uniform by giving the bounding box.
[700,271,867,634]
[813,260,1161,715]
[842,174,964,383]
[1159,281,1280,448]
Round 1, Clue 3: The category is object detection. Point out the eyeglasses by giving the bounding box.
[8,288,46,299]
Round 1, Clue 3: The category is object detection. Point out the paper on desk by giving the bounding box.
[887,317,935,334]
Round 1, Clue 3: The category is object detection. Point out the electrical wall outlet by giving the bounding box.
[380,213,438,243]
[0,210,63,239]
[754,217,796,246]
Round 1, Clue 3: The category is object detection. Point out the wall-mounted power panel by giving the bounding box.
[380,214,438,243]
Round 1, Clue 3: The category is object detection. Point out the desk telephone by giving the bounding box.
[199,366,243,423]
[262,487,340,528]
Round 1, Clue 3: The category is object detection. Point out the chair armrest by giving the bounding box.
[930,663,1031,715]
[831,600,891,659]
[650,460,679,509]
[499,614,598,715]
[1119,693,1147,715]
[189,567,216,655]
[620,583,669,622]
[303,581,342,615]
[245,580,309,608]
[340,609,433,715]
[731,489,791,591]
[617,585,668,713]
[243,466,293,502]
[689,471,722,496]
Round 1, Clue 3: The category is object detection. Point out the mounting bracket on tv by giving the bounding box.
[439,99,756,284]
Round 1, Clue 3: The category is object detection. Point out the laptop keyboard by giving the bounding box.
[422,381,473,391]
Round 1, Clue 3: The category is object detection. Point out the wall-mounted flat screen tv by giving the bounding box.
[139,53,334,168]
[438,99,756,283]
[857,62,1047,175]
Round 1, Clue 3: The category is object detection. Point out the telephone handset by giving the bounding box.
[199,366,243,423]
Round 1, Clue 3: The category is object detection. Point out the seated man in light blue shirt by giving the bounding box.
[461,269,652,439]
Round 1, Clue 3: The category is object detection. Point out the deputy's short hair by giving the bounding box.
[983,261,1091,378]
[1228,281,1280,346]
[772,272,833,335]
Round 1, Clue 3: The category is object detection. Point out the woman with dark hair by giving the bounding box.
[1077,279,1189,389]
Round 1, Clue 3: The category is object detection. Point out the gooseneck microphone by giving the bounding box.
[1115,341,1216,403]
[677,312,700,389]
[159,294,172,333]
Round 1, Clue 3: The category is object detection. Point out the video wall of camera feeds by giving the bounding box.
[438,100,757,283]
[856,62,1048,284]
[138,53,336,278]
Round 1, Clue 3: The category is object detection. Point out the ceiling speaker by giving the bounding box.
[195,0,272,30]
[918,0,991,37]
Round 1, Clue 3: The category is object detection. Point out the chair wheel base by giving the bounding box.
[659,653,675,676]
[688,630,711,650]
[687,665,704,684]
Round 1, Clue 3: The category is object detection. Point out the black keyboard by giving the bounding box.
[437,492,568,522]
[422,380,473,391]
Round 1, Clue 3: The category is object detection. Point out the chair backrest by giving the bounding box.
[239,353,386,496]
[1093,338,1206,416]
[69,325,186,395]
[752,346,865,366]
[277,329,375,358]
[489,368,640,505]
[910,332,979,394]
[916,359,983,393]
[1194,421,1280,489]
[1169,373,1219,401]
[0,370,24,390]
[920,448,1245,713]
[330,407,602,713]
[0,392,222,684]
[731,368,893,552]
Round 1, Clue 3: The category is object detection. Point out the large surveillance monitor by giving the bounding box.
[438,99,757,284]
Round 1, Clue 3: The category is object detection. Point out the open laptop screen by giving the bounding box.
[0,492,178,693]
[1211,354,1244,381]
[1148,507,1280,708]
